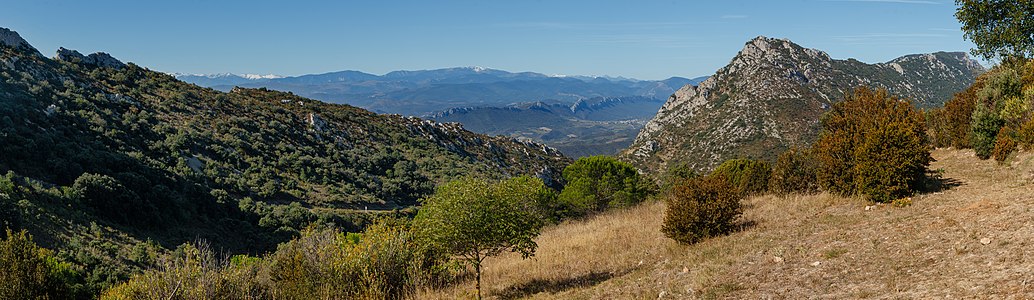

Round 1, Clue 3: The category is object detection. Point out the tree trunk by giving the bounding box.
[475,260,482,300]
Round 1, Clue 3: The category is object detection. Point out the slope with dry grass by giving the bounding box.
[419,149,1034,299]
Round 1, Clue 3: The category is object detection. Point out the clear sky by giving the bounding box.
[2,0,979,80]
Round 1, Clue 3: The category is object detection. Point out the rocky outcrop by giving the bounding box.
[622,36,985,174]
[55,47,126,69]
[0,27,42,57]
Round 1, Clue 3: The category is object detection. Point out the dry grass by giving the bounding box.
[418,149,1034,299]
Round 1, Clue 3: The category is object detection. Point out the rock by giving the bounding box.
[620,36,986,174]
[980,237,991,245]
[865,205,875,211]
[772,256,784,263]
[308,113,328,132]
[658,291,667,299]
[44,104,58,116]
[0,27,41,56]
[810,261,821,267]
[681,266,689,274]
[54,47,125,69]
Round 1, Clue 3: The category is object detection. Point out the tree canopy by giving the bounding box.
[957,0,1034,61]
[412,176,549,299]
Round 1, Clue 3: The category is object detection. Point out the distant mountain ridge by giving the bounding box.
[177,67,697,116]
[430,96,665,157]
[622,36,985,174]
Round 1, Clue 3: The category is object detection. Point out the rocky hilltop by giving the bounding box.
[622,36,985,173]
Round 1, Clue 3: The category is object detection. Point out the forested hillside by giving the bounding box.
[0,27,568,295]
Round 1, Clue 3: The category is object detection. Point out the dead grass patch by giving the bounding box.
[419,149,1034,299]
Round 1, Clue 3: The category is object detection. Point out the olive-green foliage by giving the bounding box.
[956,0,1034,61]
[768,148,818,195]
[661,175,742,245]
[269,221,426,300]
[659,161,698,195]
[992,127,1018,162]
[971,104,1005,159]
[413,176,548,299]
[928,79,982,148]
[101,242,267,300]
[814,87,932,202]
[710,158,771,196]
[102,220,431,300]
[557,156,654,216]
[1,230,77,300]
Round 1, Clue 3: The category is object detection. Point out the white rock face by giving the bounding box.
[54,47,126,69]
[622,35,985,173]
[0,27,42,57]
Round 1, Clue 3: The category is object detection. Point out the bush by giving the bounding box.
[992,127,1017,163]
[768,148,818,195]
[661,176,742,245]
[1017,117,1034,150]
[853,122,931,202]
[814,87,932,202]
[1,229,76,300]
[710,158,771,196]
[558,156,654,216]
[970,104,1005,159]
[101,242,267,300]
[929,81,981,148]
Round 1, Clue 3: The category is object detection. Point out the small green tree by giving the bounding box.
[558,156,654,216]
[413,176,548,300]
[971,104,1005,159]
[956,0,1034,61]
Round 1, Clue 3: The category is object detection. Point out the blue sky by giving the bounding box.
[2,0,978,80]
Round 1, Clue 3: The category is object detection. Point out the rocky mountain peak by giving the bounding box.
[54,47,126,69]
[0,27,42,56]
[623,37,984,174]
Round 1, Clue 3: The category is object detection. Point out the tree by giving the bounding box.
[412,176,548,299]
[557,156,654,216]
[769,147,818,195]
[957,0,1034,61]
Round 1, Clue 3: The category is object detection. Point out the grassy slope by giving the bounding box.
[421,148,1034,299]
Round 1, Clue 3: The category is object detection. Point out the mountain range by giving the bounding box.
[177,68,705,116]
[429,96,667,157]
[622,36,986,174]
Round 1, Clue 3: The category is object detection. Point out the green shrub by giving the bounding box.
[661,176,742,245]
[768,148,818,195]
[971,104,1005,159]
[814,87,932,202]
[710,158,771,196]
[659,161,698,194]
[1,229,76,300]
[853,122,931,203]
[558,156,654,216]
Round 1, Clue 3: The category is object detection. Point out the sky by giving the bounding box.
[1,0,980,80]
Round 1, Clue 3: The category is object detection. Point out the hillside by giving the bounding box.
[420,148,1034,299]
[429,96,666,157]
[622,36,986,174]
[0,27,568,292]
